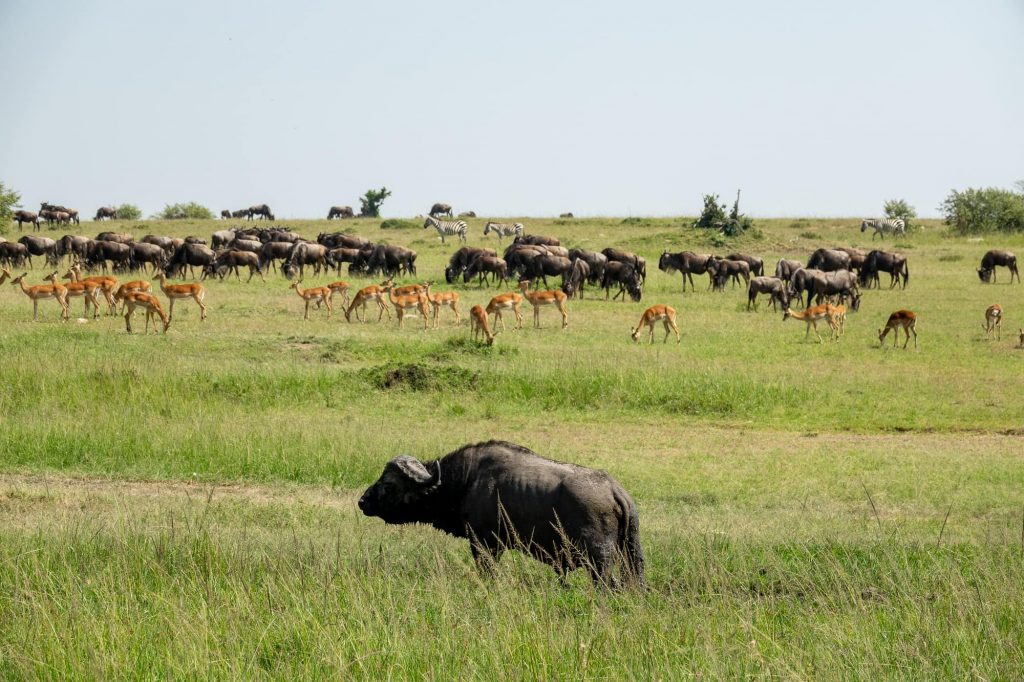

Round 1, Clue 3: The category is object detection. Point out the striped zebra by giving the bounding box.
[423,216,468,244]
[483,221,524,242]
[861,218,906,240]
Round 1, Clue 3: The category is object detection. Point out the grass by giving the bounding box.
[1,215,1023,678]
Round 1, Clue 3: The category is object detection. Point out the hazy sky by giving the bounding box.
[2,0,1021,219]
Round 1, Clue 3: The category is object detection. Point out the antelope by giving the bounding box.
[469,304,497,345]
[325,281,351,309]
[878,310,918,349]
[630,305,680,344]
[387,283,431,329]
[122,291,170,334]
[44,271,103,318]
[392,281,432,298]
[10,272,69,321]
[289,280,333,320]
[485,290,524,331]
[982,304,1002,340]
[830,304,847,338]
[783,304,840,343]
[64,264,118,315]
[0,267,10,285]
[153,272,208,321]
[428,290,461,327]
[345,279,393,323]
[518,280,568,329]
[113,280,153,312]
[1018,329,1024,349]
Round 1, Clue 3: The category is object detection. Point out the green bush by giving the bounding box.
[940,186,1024,234]
[155,202,214,220]
[694,191,753,236]
[379,219,418,230]
[115,203,142,220]
[359,187,391,218]
[884,198,917,231]
[0,181,20,234]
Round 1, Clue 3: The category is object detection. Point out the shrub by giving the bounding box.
[115,203,142,220]
[0,181,21,234]
[359,187,392,218]
[883,198,917,231]
[693,191,754,236]
[155,202,214,220]
[940,186,1024,234]
[379,219,418,230]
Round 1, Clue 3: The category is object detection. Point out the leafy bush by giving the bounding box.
[155,202,214,220]
[115,203,142,220]
[0,181,21,234]
[940,186,1024,234]
[359,187,392,218]
[379,219,418,230]
[694,191,754,236]
[884,199,917,231]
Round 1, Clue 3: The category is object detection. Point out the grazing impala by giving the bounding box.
[983,304,1002,340]
[289,280,333,320]
[387,283,431,329]
[11,272,69,321]
[783,303,841,343]
[428,289,461,327]
[878,310,918,349]
[630,305,680,344]
[345,279,393,323]
[64,264,118,315]
[325,281,351,309]
[113,280,153,312]
[486,290,524,331]
[153,272,208,321]
[0,267,11,285]
[122,291,170,334]
[44,271,103,318]
[469,304,497,345]
[518,280,568,329]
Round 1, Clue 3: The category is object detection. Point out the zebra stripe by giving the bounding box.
[424,216,468,243]
[861,218,905,239]
[483,222,524,241]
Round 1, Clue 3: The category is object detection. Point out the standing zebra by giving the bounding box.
[423,216,468,244]
[483,222,524,242]
[861,218,906,240]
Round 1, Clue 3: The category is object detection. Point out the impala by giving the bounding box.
[44,271,103,318]
[878,310,918,349]
[153,272,208,321]
[113,280,153,312]
[469,304,497,345]
[428,289,461,327]
[64,264,118,315]
[11,272,69,321]
[982,304,1002,340]
[122,291,170,334]
[289,280,333,320]
[783,303,841,343]
[325,281,351,308]
[345,279,393,323]
[485,290,524,331]
[518,280,568,329]
[630,305,680,344]
[0,267,10,285]
[387,284,431,329]
[830,303,847,337]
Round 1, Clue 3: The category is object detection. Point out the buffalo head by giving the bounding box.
[359,456,441,524]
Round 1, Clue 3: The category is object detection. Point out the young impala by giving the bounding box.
[11,272,70,321]
[982,304,1002,340]
[518,280,569,329]
[387,283,431,329]
[289,280,333,320]
[485,290,524,331]
[469,304,497,345]
[878,310,918,349]
[783,303,841,343]
[345,279,393,323]
[153,272,208,321]
[0,267,10,285]
[122,291,170,334]
[429,289,461,327]
[65,264,118,315]
[325,281,351,309]
[44,271,103,318]
[630,304,680,344]
[113,280,153,312]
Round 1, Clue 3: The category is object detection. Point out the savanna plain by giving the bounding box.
[1,215,1023,679]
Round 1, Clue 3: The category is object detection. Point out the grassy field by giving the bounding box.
[1,215,1023,678]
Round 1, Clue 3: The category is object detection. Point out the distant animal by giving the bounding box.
[327,205,354,220]
[983,304,1003,340]
[164,243,216,279]
[94,206,117,221]
[483,222,524,242]
[808,269,861,310]
[658,251,713,292]
[220,209,231,219]
[248,204,274,221]
[13,210,40,231]
[559,212,574,219]
[747,276,789,311]
[40,202,79,225]
[977,250,1019,284]
[630,304,679,344]
[832,247,867,272]
[706,257,750,291]
[513,234,560,247]
[365,244,417,278]
[358,440,646,586]
[521,254,572,290]
[788,267,825,307]
[231,209,250,219]
[861,218,905,240]
[445,246,496,283]
[423,216,468,244]
[560,258,591,299]
[879,310,917,349]
[458,211,477,218]
[429,203,453,218]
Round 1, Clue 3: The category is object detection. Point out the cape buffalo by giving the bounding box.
[359,440,646,587]
[978,250,1019,284]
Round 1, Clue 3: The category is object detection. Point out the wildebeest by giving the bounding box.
[208,250,264,282]
[40,210,66,226]
[726,252,764,277]
[366,244,417,278]
[567,249,608,287]
[18,235,58,264]
[0,241,31,268]
[326,247,363,274]
[706,257,751,290]
[463,256,509,288]
[601,261,642,301]
[327,205,354,220]
[774,258,803,282]
[658,251,713,292]
[807,248,851,272]
[164,243,216,279]
[281,241,329,279]
[258,240,293,274]
[129,242,168,273]
[247,204,274,221]
[231,209,250,219]
[747,276,789,311]
[141,235,175,254]
[229,238,263,255]
[429,202,453,218]
[12,210,39,231]
[514,234,561,247]
[832,247,867,272]
[211,229,238,250]
[220,209,231,219]
[521,255,572,289]
[788,267,825,307]
[94,206,117,221]
[809,269,861,310]
[860,250,909,289]
[458,211,477,218]
[40,202,79,225]
[56,235,91,262]
[977,250,1019,284]
[559,212,574,219]
[601,248,646,285]
[358,440,646,587]
[86,240,132,273]
[561,258,591,299]
[317,232,371,250]
[96,231,134,245]
[445,246,497,283]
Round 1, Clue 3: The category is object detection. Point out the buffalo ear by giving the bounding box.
[387,455,439,486]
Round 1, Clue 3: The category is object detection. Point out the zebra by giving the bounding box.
[861,218,906,240]
[423,216,468,244]
[483,221,524,242]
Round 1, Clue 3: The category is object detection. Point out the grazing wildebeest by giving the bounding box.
[521,255,572,289]
[258,240,292,274]
[228,238,263,255]
[327,205,354,219]
[317,232,371,250]
[0,241,31,268]
[41,202,79,225]
[96,231,133,245]
[141,235,175,253]
[184,236,207,245]
[18,235,58,264]
[366,244,417,278]
[86,240,132,273]
[208,250,264,282]
[977,250,1019,284]
[129,242,168,273]
[809,269,861,310]
[774,258,803,282]
[463,256,509,288]
[220,209,231,219]
[501,244,547,281]
[40,210,63,226]
[601,261,643,301]
[788,267,825,307]
[56,235,91,262]
[860,250,908,289]
[429,202,453,218]
[807,248,851,273]
[247,204,274,221]
[559,212,574,219]
[567,249,608,287]
[262,229,300,243]
[832,247,867,272]
[445,246,497,283]
[747,276,789,311]
[281,241,329,279]
[231,209,250,219]
[601,248,646,285]
[726,253,764,277]
[358,440,646,587]
[13,210,39,231]
[514,234,561,247]
[561,258,591,299]
[658,251,713,292]
[706,257,751,290]
[325,247,362,274]
[94,207,117,221]
[458,211,476,218]
[211,229,238,250]
[164,243,216,279]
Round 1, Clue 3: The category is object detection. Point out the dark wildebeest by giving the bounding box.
[56,235,91,262]
[85,240,132,273]
[211,229,238,250]
[18,236,58,265]
[747,276,789,311]
[358,440,646,587]
[602,249,646,285]
[326,247,362,274]
[94,207,117,221]
[231,209,250,219]
[860,250,909,289]
[40,210,63,226]
[129,242,167,273]
[458,211,476,218]
[977,250,1019,284]
[164,243,216,279]
[788,267,825,307]
[429,202,453,218]
[706,257,751,290]
[317,232,371,250]
[258,240,292,274]
[832,247,867,273]
[228,238,263,255]
[327,205,355,219]
[658,251,713,292]
[366,244,417,278]
[0,241,31,268]
[501,245,547,281]
[96,231,133,245]
[522,255,572,289]
[13,210,39,231]
[567,249,607,286]
[141,235,175,254]
[464,256,509,288]
[208,250,264,282]
[809,269,861,309]
[445,247,497,283]
[184,236,207,245]
[281,242,328,279]
[559,212,574,219]
[725,253,764,277]
[220,209,231,219]
[807,248,851,273]
[561,258,591,299]
[538,244,570,259]
[41,203,79,225]
[602,262,643,301]
[774,258,803,282]
[262,229,300,244]
[247,204,274,221]
[513,234,561,247]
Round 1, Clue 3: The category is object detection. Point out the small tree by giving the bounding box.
[359,187,392,218]
[115,203,142,220]
[693,190,753,236]
[0,181,21,234]
[155,202,214,220]
[883,198,917,231]
[940,187,1024,234]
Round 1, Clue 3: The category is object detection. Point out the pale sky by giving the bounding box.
[1,0,1021,219]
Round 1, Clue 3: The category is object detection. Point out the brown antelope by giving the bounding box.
[878,310,918,349]
[630,305,680,344]
[122,291,170,334]
[469,304,497,345]
[113,280,153,312]
[325,281,351,309]
[387,284,431,329]
[11,272,70,321]
[392,281,432,298]
[830,303,847,337]
[429,290,461,327]
[982,304,1002,340]
[65,264,118,315]
[153,272,208,321]
[518,280,568,329]
[289,280,332,320]
[345,279,393,323]
[0,267,11,285]
[783,303,840,343]
[44,271,103,318]
[486,291,524,331]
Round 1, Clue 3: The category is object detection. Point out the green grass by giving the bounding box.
[1,215,1023,678]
